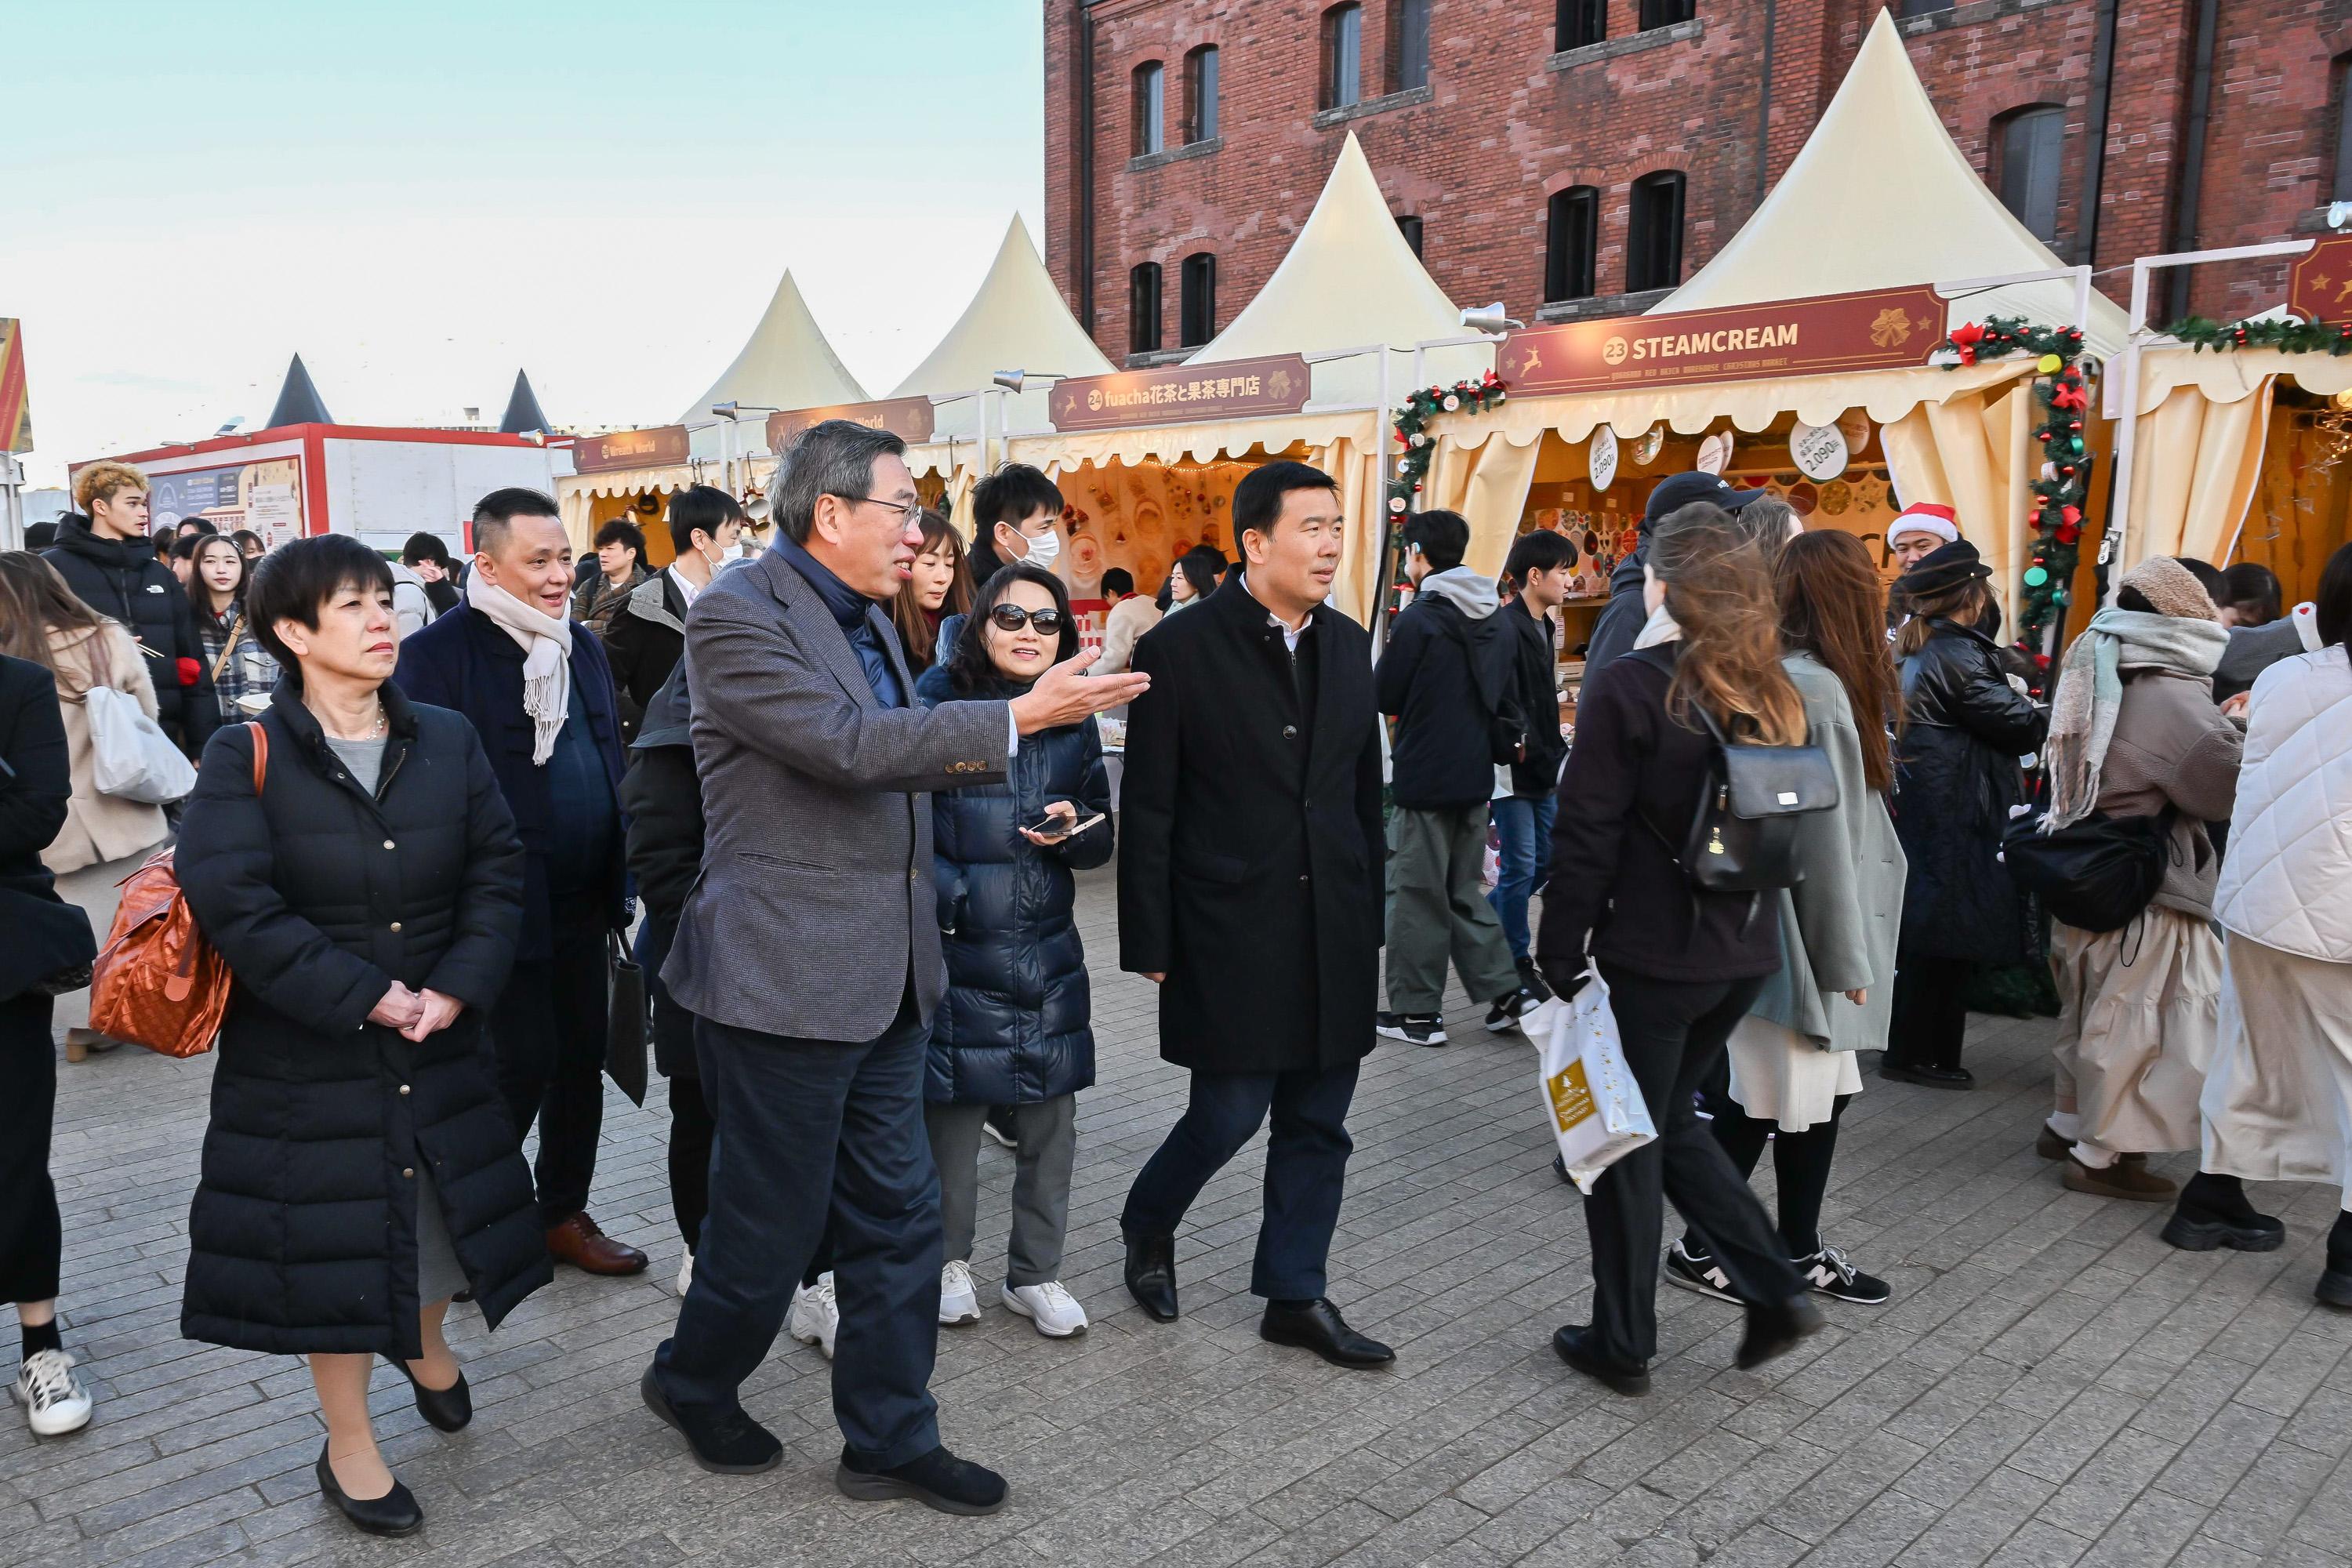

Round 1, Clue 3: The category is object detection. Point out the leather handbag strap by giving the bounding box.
[209,612,244,683]
[245,720,268,794]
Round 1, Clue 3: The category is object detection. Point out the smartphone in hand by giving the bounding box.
[1025,811,1105,842]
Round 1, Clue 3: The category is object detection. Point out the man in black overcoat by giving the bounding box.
[1116,460,1395,1368]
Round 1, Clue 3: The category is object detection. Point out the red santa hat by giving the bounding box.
[1887,501,1959,547]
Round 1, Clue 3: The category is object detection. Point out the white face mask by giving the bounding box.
[1021,528,1062,569]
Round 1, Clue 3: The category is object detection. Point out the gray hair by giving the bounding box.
[773,420,908,544]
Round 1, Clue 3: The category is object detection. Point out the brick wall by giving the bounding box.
[1047,1,2352,361]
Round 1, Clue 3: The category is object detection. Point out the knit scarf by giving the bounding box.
[2043,607,2227,828]
[466,573,573,765]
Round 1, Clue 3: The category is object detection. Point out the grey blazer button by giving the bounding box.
[401,1167,415,1179]
[397,1084,411,1096]
[383,840,395,850]
[389,921,402,933]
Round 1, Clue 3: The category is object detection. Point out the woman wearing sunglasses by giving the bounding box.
[912,563,1112,1338]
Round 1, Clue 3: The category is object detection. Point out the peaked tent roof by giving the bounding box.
[499,370,551,434]
[266,354,333,427]
[1651,8,2128,358]
[677,270,867,425]
[1190,132,1465,366]
[888,216,1113,399]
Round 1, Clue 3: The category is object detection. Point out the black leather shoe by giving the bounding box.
[1552,1324,1650,1396]
[1878,1060,1974,1090]
[395,1359,471,1432]
[314,1442,423,1537]
[1735,1295,1827,1370]
[1124,1232,1178,1323]
[836,1443,1009,1515]
[1259,1298,1395,1368]
[640,1364,781,1474]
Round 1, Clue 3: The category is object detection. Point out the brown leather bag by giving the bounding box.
[89,722,267,1059]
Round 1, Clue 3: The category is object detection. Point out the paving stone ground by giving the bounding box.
[10,863,2352,1568]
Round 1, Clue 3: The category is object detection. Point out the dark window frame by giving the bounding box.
[1131,60,1166,158]
[1994,103,2064,241]
[1179,252,1218,347]
[1388,0,1431,93]
[1181,45,1220,144]
[1897,0,1956,16]
[1129,263,1164,354]
[1396,214,1424,258]
[1321,2,1363,110]
[2332,55,2352,203]
[1625,170,1686,292]
[1544,186,1599,302]
[1637,0,1695,30]
[1555,0,1606,50]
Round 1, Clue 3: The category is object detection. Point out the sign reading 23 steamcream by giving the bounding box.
[1499,285,1945,397]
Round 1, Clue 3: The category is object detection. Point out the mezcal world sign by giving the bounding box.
[1499,285,1946,397]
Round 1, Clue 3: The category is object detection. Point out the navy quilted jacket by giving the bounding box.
[915,664,1112,1105]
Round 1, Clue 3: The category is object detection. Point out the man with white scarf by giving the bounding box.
[394,488,648,1278]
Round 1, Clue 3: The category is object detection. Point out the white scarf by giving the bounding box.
[1632,602,1682,649]
[466,572,573,765]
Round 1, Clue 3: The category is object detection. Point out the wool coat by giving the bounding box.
[1118,575,1386,1076]
[40,622,170,876]
[43,515,219,751]
[916,663,1112,1105]
[1891,618,2045,965]
[176,681,546,1359]
[0,655,86,1004]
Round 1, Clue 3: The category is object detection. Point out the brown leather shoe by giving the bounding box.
[2063,1153,2176,1203]
[545,1212,649,1275]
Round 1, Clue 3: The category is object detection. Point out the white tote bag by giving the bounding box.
[1538,969,1657,1194]
[85,683,198,804]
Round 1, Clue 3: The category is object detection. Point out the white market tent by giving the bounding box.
[1651,9,2129,358]
[892,216,1114,435]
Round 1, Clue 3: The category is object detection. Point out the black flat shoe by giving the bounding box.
[1735,1295,1827,1370]
[836,1443,1008,1515]
[314,1442,422,1537]
[394,1359,471,1432]
[1259,1298,1395,1368]
[1123,1232,1178,1323]
[1552,1325,1650,1396]
[1878,1061,1974,1090]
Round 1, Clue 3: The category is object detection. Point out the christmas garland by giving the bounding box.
[2162,315,2352,355]
[1937,318,2092,673]
[1388,371,1508,519]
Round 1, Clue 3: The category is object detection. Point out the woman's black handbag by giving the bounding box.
[2002,807,2176,934]
[604,931,648,1106]
[1671,702,1842,895]
[0,886,98,1003]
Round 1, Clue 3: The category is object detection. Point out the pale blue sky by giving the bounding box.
[2,0,1047,486]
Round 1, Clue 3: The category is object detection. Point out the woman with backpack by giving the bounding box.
[176,536,545,1537]
[1883,540,2045,1089]
[187,533,278,717]
[0,552,171,1064]
[1534,501,1823,1396]
[913,562,1112,1338]
[2037,557,2241,1204]
[2190,542,2352,1299]
[1669,529,1907,1310]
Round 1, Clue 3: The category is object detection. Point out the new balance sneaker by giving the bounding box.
[1376,1011,1447,1046]
[13,1348,93,1437]
[1001,1279,1089,1338]
[1794,1244,1891,1305]
[938,1259,983,1325]
[1485,989,1533,1034]
[1663,1239,1740,1304]
[788,1272,839,1359]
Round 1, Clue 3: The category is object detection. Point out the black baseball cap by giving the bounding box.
[1643,470,1765,527]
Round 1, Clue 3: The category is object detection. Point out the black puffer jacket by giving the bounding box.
[915,663,1112,1105]
[620,663,702,1080]
[44,515,220,752]
[176,681,546,1359]
[1891,617,2045,964]
[1503,602,1566,797]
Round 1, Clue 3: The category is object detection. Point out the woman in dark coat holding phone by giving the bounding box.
[177,535,544,1538]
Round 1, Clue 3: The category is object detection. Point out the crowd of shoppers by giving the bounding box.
[11,435,2352,1538]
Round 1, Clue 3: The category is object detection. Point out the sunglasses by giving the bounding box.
[988,604,1065,633]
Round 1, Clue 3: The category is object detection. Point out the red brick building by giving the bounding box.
[1045,0,2352,366]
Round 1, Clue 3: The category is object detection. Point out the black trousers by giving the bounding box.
[490,896,610,1229]
[669,1071,713,1251]
[1886,955,1973,1072]
[1700,1091,1852,1258]
[1584,966,1806,1366]
[1121,1063,1359,1301]
[1,995,60,1304]
[652,988,939,1468]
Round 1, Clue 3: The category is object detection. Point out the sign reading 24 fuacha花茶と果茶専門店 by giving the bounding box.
[1497,285,1946,398]
[1047,354,1312,433]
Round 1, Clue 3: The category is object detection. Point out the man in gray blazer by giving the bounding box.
[641,421,1144,1515]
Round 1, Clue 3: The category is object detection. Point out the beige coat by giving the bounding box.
[2092,666,2242,920]
[41,622,170,876]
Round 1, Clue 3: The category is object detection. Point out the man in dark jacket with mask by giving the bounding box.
[1582,470,1767,685]
[1374,509,1526,1045]
[43,462,219,754]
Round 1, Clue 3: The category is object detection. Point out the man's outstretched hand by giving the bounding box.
[1008,651,1149,735]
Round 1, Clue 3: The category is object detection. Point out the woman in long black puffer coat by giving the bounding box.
[177,536,543,1538]
[914,562,1112,1341]
[1883,540,2045,1090]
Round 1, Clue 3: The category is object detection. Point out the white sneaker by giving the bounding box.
[674,1249,694,1297]
[13,1348,93,1437]
[787,1272,839,1359]
[938,1260,982,1325]
[1001,1280,1088,1338]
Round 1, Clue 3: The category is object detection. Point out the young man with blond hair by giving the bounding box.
[44,461,219,754]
